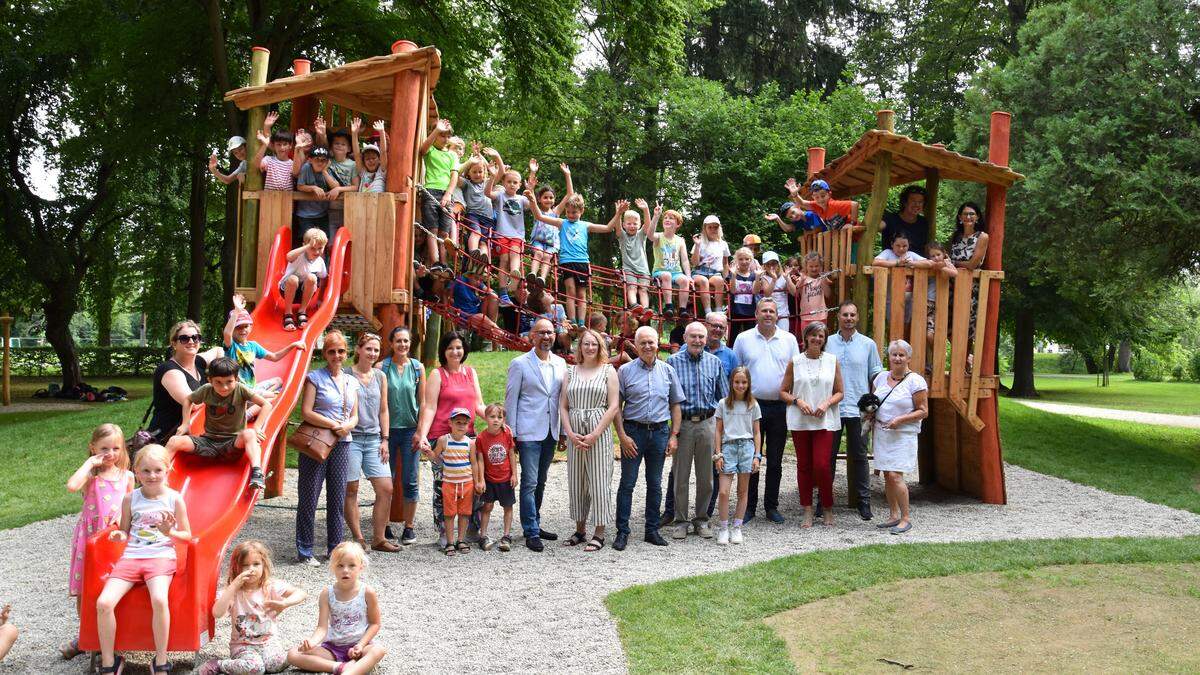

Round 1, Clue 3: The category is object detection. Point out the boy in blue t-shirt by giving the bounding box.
[526,191,613,327]
[222,294,306,395]
[451,258,503,334]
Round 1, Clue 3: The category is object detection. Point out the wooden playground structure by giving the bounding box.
[223,45,1019,505]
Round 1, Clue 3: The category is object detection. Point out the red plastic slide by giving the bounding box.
[78,225,351,652]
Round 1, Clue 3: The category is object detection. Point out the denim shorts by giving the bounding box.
[720,438,756,474]
[529,240,558,254]
[347,433,389,481]
[654,269,688,284]
[464,213,496,239]
[693,265,722,279]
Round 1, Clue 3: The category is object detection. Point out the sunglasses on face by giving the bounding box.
[326,348,347,355]
[175,334,202,344]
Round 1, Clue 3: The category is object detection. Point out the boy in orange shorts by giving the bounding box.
[432,408,478,556]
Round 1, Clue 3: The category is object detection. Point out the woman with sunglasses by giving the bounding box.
[295,330,359,566]
[148,320,227,444]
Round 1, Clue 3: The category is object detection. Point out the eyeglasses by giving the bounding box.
[325,348,347,355]
[175,334,202,344]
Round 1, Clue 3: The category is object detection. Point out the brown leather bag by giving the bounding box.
[288,423,338,461]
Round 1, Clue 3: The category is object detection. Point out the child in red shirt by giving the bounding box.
[474,403,518,552]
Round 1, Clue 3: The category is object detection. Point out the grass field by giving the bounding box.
[1003,372,1200,416]
[605,536,1200,673]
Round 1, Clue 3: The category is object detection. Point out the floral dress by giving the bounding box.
[951,231,982,341]
[69,470,133,595]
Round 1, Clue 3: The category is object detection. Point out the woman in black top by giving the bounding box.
[148,320,225,443]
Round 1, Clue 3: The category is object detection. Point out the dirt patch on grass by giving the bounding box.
[765,562,1200,673]
[0,401,90,415]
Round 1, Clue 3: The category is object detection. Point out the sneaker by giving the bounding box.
[498,535,512,552]
[197,659,221,675]
[672,522,689,540]
[695,521,713,539]
[498,292,513,307]
[297,556,320,567]
[730,526,744,544]
[400,527,416,545]
[716,527,729,546]
[480,536,495,551]
[663,304,676,319]
[248,467,266,490]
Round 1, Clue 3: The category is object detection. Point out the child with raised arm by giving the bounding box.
[796,252,834,336]
[199,541,306,675]
[96,444,191,675]
[727,247,759,343]
[474,403,518,552]
[293,144,341,245]
[714,367,761,545]
[209,136,248,185]
[604,198,654,316]
[223,294,305,395]
[482,147,528,305]
[755,252,796,334]
[526,160,573,281]
[62,424,133,660]
[313,117,360,232]
[457,143,500,259]
[165,357,273,491]
[526,191,611,328]
[287,542,386,675]
[691,215,731,315]
[649,208,692,320]
[254,111,299,192]
[431,409,479,555]
[350,118,388,193]
[278,228,329,332]
[418,118,458,269]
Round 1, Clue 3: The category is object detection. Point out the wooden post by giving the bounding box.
[924,166,940,244]
[806,147,825,178]
[265,432,287,499]
[852,110,895,312]
[236,47,271,290]
[289,59,317,133]
[0,313,11,406]
[976,111,1011,505]
[379,40,423,339]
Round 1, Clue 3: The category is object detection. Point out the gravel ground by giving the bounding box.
[3,456,1199,674]
[1013,399,1200,428]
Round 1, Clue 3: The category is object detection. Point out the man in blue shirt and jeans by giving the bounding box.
[614,326,685,551]
[825,301,883,520]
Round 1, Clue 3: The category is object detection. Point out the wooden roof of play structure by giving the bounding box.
[224,46,442,119]
[809,129,1024,197]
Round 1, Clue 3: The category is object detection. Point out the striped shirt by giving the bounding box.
[667,349,728,416]
[260,155,294,191]
[440,434,473,484]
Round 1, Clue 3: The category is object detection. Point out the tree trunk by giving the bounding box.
[1103,342,1116,387]
[1082,352,1099,375]
[222,183,239,308]
[44,287,83,389]
[1009,308,1037,397]
[186,152,208,321]
[1117,339,1132,372]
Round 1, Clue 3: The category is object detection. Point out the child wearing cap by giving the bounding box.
[313,117,360,231]
[755,251,796,333]
[351,118,389,193]
[293,143,341,246]
[209,135,248,185]
[432,408,479,556]
[740,234,764,274]
[222,293,305,395]
[691,214,731,315]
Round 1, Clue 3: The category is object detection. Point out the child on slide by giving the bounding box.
[61,424,134,661]
[165,357,274,491]
[223,294,305,397]
[278,228,329,331]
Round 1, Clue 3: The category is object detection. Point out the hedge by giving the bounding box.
[9,346,167,377]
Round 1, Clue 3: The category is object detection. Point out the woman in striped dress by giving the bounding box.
[559,329,620,552]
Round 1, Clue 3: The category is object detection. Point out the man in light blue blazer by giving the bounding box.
[504,318,568,552]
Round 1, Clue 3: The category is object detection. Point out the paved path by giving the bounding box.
[3,458,1199,674]
[1012,399,1200,429]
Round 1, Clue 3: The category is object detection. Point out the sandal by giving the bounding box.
[565,531,588,547]
[282,314,297,331]
[98,655,125,674]
[443,543,456,557]
[584,536,606,552]
[153,659,172,672]
[455,540,470,554]
[59,638,81,660]
[297,311,309,328]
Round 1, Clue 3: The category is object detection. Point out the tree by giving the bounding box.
[958,0,1200,396]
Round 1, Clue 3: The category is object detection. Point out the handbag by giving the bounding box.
[861,372,910,443]
[127,401,158,454]
[288,369,350,461]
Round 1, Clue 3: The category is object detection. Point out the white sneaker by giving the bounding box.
[730,526,743,544]
[716,527,729,545]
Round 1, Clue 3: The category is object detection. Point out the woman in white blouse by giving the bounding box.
[871,339,928,534]
[781,322,843,528]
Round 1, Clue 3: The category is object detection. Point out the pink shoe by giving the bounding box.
[197,660,220,675]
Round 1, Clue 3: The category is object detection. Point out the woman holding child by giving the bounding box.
[295,330,358,566]
[380,327,424,545]
[415,331,486,548]
[148,320,226,444]
[344,333,399,553]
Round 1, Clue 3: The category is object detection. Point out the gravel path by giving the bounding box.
[3,457,1199,674]
[1012,399,1200,429]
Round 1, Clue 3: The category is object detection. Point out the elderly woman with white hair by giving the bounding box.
[870,339,928,534]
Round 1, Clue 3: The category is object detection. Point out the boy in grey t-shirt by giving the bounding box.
[607,197,657,315]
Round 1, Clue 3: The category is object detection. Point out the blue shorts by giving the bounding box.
[654,269,688,284]
[347,433,390,481]
[720,438,755,474]
[464,213,496,239]
[529,240,558,254]
[692,265,722,279]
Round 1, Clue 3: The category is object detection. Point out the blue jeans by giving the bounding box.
[517,433,557,537]
[388,427,419,501]
[616,422,669,536]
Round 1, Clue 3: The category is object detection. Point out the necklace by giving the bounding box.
[801,353,823,387]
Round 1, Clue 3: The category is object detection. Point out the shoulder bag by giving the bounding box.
[288,370,349,462]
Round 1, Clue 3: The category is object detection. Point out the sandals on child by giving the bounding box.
[455,540,471,554]
[443,543,456,557]
[283,314,297,332]
[98,655,125,674]
[297,311,309,328]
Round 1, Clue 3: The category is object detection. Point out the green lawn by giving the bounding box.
[998,397,1200,514]
[606,536,1200,673]
[1003,373,1200,416]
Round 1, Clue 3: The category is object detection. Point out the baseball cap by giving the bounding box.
[226,136,246,152]
[361,143,381,155]
[809,179,831,192]
[743,234,762,246]
[762,251,781,265]
[233,310,253,328]
[309,146,330,159]
[703,214,721,225]
[449,407,471,419]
